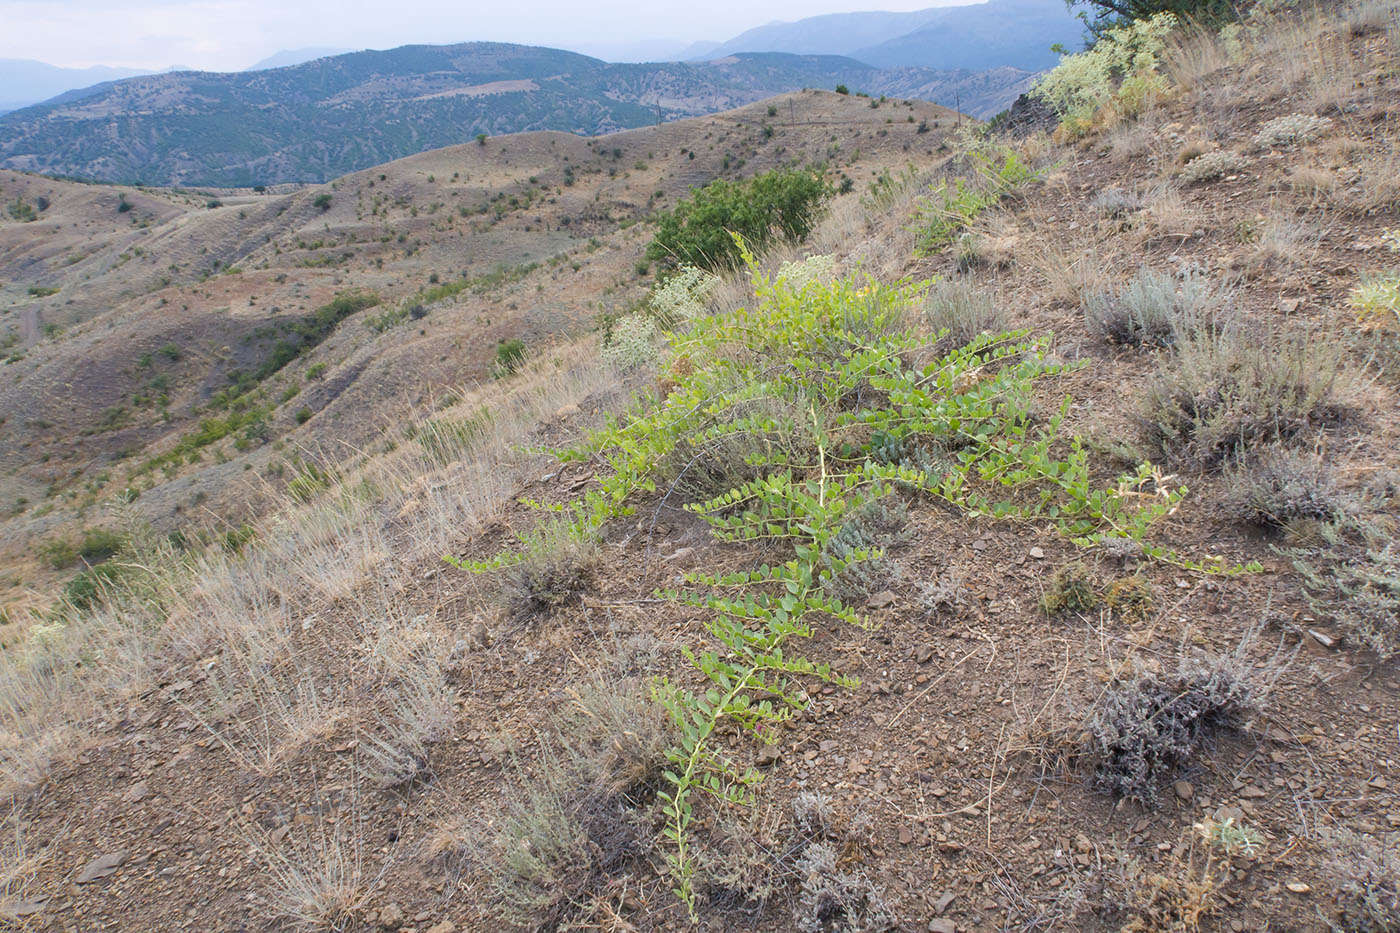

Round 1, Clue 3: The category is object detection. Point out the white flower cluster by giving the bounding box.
[603,313,659,371]
[648,264,716,325]
[775,253,837,289]
[1032,13,1177,129]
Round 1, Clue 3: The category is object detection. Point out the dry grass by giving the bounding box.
[250,812,372,932]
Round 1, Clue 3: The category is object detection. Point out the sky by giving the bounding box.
[2,0,981,71]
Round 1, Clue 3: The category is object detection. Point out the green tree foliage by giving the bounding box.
[1066,0,1236,40]
[646,167,832,272]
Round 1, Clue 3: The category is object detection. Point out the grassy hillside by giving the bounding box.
[0,4,1397,932]
[0,43,1026,186]
[0,89,963,607]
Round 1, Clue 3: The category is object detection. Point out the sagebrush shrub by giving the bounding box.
[1181,150,1246,184]
[1138,322,1343,467]
[1221,447,1342,528]
[485,679,670,929]
[1296,533,1400,659]
[1320,826,1400,932]
[1087,653,1259,803]
[1092,187,1144,217]
[499,524,596,625]
[1252,113,1331,151]
[923,277,1008,349]
[1084,265,1229,348]
[821,494,911,604]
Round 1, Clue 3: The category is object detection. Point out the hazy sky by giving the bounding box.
[3,0,982,71]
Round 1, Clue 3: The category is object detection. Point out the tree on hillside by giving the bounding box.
[1066,0,1239,39]
[646,167,832,273]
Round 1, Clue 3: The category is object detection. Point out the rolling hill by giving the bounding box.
[0,89,963,574]
[0,43,1030,187]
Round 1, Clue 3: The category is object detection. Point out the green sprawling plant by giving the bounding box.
[1034,12,1177,139]
[913,139,1040,255]
[453,242,1194,916]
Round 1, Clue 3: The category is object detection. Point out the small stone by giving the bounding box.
[379,903,405,928]
[928,921,957,933]
[1368,777,1388,790]
[1286,882,1311,894]
[0,898,45,920]
[1239,785,1267,799]
[934,891,957,915]
[898,825,914,845]
[755,747,781,768]
[1029,547,1045,559]
[1174,781,1194,801]
[123,781,151,804]
[866,590,896,609]
[75,851,127,884]
[972,537,988,552]
[1308,630,1335,649]
[914,644,934,663]
[426,923,456,933]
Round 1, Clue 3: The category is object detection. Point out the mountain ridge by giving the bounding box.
[0,43,1031,186]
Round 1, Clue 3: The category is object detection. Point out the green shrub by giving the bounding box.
[1066,0,1231,43]
[64,562,127,611]
[295,407,312,424]
[79,528,124,563]
[457,248,1194,914]
[312,193,332,211]
[646,167,832,272]
[494,338,526,377]
[7,199,37,222]
[37,539,78,569]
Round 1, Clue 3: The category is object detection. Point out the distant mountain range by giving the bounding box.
[692,0,1080,71]
[0,43,1035,187]
[0,60,159,114]
[244,48,356,71]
